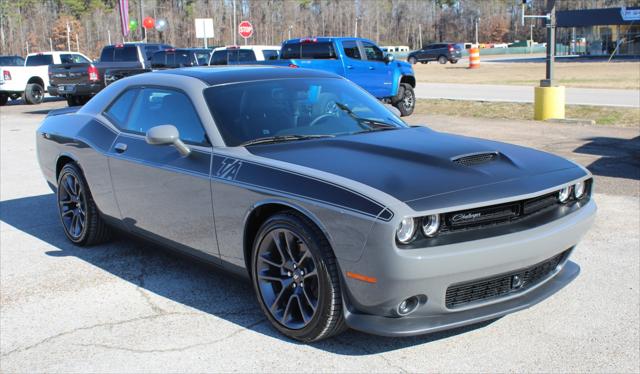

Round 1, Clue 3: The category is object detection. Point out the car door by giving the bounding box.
[104,87,219,260]
[340,40,372,92]
[360,41,393,98]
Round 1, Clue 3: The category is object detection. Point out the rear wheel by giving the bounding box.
[438,55,448,64]
[393,83,415,117]
[0,94,7,106]
[66,96,79,107]
[408,56,417,65]
[57,163,111,246]
[251,211,346,342]
[24,83,44,104]
[450,59,458,64]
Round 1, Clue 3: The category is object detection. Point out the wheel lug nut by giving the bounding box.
[292,283,297,288]
[293,264,297,269]
[300,270,304,275]
[287,271,292,277]
[300,282,304,287]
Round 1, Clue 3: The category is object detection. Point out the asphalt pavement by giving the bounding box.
[414,82,640,108]
[1,100,639,373]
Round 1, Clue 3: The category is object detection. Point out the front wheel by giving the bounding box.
[251,212,346,342]
[24,83,44,104]
[393,83,415,117]
[57,163,111,246]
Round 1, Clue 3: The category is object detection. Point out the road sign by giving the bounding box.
[195,18,214,39]
[239,21,253,39]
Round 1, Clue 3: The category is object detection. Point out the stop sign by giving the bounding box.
[238,21,253,39]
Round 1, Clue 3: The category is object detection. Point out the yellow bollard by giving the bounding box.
[534,86,565,120]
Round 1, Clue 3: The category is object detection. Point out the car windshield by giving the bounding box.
[203,77,407,147]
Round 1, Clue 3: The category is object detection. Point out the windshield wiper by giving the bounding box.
[239,134,335,147]
[334,102,400,132]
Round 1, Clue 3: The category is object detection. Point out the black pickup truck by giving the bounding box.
[48,43,172,106]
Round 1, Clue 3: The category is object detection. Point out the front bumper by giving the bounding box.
[341,198,596,336]
[48,83,102,97]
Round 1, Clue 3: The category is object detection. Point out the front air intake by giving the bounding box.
[452,152,498,166]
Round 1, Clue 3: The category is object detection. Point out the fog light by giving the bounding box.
[558,186,571,203]
[397,296,419,316]
[574,181,586,199]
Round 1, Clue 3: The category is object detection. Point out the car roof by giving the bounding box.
[212,45,280,52]
[282,37,375,44]
[156,66,340,86]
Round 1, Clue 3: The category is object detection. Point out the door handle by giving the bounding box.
[346,65,353,69]
[114,142,128,153]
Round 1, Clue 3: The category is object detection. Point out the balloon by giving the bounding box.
[155,18,167,32]
[143,16,155,29]
[129,19,138,31]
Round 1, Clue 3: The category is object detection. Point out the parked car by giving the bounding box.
[0,51,91,106]
[36,66,596,342]
[151,48,212,69]
[48,42,172,106]
[407,43,463,64]
[209,45,281,65]
[261,37,416,116]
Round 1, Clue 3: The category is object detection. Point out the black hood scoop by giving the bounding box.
[451,152,499,167]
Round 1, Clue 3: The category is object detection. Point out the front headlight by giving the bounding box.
[558,186,571,203]
[421,214,440,237]
[396,217,416,244]
[574,181,586,199]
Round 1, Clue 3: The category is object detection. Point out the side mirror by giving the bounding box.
[384,53,395,63]
[145,124,191,157]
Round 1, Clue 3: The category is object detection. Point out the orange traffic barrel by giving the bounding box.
[469,47,480,69]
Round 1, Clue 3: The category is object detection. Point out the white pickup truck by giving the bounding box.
[0,51,91,106]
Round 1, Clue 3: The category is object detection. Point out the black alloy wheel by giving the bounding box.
[252,212,345,342]
[256,228,320,330]
[57,163,111,245]
[58,170,87,240]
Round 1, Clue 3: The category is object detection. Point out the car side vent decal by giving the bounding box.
[451,152,499,167]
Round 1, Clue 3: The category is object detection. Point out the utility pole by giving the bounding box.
[76,33,80,52]
[66,22,71,51]
[233,0,237,45]
[543,1,556,85]
[418,23,422,48]
[288,25,292,40]
[108,29,112,45]
[139,0,145,42]
[49,38,53,51]
[474,18,479,45]
[354,17,358,37]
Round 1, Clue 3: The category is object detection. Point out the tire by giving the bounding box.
[66,96,79,107]
[408,56,417,65]
[393,83,415,117]
[57,163,111,246]
[438,55,448,64]
[451,59,458,64]
[0,94,7,106]
[24,83,44,104]
[251,211,346,342]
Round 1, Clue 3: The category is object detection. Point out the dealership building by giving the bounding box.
[555,6,640,57]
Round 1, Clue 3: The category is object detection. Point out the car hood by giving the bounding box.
[247,127,587,211]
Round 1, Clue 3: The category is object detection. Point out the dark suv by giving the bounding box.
[407,43,462,64]
[150,48,212,69]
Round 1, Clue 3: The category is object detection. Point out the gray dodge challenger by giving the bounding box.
[36,66,596,342]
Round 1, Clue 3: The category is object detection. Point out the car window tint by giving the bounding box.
[211,50,228,65]
[100,46,115,61]
[195,52,211,65]
[104,89,140,126]
[0,56,24,66]
[362,42,384,61]
[281,42,336,59]
[114,46,139,61]
[342,41,361,59]
[125,88,207,145]
[262,49,279,60]
[25,54,53,66]
[60,54,90,64]
[234,49,257,62]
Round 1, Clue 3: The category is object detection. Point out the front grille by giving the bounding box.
[442,191,560,232]
[452,152,498,166]
[445,249,570,309]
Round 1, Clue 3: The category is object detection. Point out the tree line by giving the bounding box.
[0,0,635,59]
